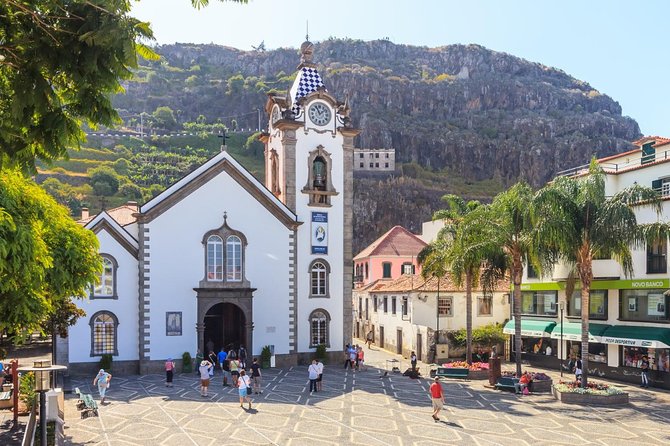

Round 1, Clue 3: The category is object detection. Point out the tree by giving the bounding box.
[0,169,100,339]
[533,160,669,387]
[89,166,120,196]
[152,106,178,130]
[480,182,540,377]
[0,0,157,173]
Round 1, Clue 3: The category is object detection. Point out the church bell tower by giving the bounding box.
[259,40,359,361]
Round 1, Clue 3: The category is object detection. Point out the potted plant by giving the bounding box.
[182,351,192,373]
[260,345,272,368]
[99,354,113,372]
[315,344,327,364]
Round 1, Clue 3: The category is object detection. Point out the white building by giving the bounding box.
[512,136,670,389]
[57,40,357,374]
[353,148,395,172]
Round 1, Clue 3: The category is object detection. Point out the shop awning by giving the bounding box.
[503,319,556,337]
[549,322,610,342]
[601,325,670,349]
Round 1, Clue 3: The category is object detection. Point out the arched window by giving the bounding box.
[90,311,118,356]
[207,235,223,281]
[310,260,330,297]
[93,255,117,298]
[309,309,330,347]
[226,235,242,282]
[302,145,337,206]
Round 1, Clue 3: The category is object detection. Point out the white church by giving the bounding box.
[57,40,357,374]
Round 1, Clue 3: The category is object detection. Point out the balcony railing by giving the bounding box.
[557,147,670,178]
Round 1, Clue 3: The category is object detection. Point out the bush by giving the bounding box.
[99,354,113,372]
[446,323,505,348]
[315,344,327,363]
[19,372,36,412]
[182,352,192,373]
[260,345,272,368]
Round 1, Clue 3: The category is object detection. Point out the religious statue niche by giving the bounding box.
[302,145,337,206]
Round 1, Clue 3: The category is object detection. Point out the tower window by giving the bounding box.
[310,259,331,298]
[303,145,337,206]
[309,309,330,347]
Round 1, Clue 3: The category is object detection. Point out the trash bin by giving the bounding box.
[488,357,501,386]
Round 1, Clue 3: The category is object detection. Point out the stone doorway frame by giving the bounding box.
[194,287,255,356]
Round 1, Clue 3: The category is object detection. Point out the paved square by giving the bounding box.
[63,358,670,445]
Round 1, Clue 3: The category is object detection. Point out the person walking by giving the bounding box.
[250,358,262,394]
[239,345,248,369]
[366,330,374,348]
[238,370,252,409]
[343,345,352,369]
[315,359,324,391]
[208,351,217,377]
[230,356,240,387]
[165,357,175,387]
[217,348,229,386]
[195,349,204,376]
[641,355,651,388]
[357,348,365,371]
[199,360,211,397]
[429,376,445,421]
[574,357,583,385]
[93,369,112,404]
[349,346,357,371]
[410,351,417,372]
[308,360,319,393]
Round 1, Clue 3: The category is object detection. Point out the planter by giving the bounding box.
[530,379,552,393]
[468,369,490,380]
[552,386,629,405]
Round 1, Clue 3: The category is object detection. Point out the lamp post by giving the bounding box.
[559,301,565,377]
[19,361,67,446]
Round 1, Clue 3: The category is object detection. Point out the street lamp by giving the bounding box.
[19,361,67,446]
[559,301,565,377]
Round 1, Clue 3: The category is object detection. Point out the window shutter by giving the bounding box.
[652,179,662,191]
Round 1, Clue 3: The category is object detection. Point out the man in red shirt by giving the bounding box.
[429,376,445,421]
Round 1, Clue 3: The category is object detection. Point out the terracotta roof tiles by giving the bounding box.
[367,274,510,293]
[353,226,427,261]
[79,203,139,227]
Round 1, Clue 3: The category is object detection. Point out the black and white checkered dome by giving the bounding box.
[291,67,326,115]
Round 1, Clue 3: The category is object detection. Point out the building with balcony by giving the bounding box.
[512,136,670,388]
[353,148,395,172]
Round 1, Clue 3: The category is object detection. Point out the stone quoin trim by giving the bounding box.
[138,224,151,364]
[289,231,298,353]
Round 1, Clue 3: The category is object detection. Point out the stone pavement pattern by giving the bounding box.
[63,350,670,446]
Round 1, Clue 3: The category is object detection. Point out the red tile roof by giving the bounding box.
[353,226,427,261]
[367,274,510,293]
[79,203,139,226]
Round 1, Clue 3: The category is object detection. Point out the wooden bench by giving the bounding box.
[75,387,98,418]
[435,367,469,379]
[495,376,519,392]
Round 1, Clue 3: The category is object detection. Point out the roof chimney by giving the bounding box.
[126,201,139,212]
[81,207,89,220]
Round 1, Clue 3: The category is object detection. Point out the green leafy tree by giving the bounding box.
[533,160,669,387]
[89,166,120,196]
[152,106,179,130]
[0,0,157,173]
[0,169,101,339]
[227,75,244,95]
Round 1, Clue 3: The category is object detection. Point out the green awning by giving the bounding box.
[503,319,555,337]
[601,325,670,349]
[550,322,610,342]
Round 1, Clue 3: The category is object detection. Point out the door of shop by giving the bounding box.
[417,333,422,361]
[379,326,385,348]
[397,329,403,354]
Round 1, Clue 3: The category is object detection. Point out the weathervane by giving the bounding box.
[306,20,309,41]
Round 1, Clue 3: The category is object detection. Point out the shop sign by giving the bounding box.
[518,282,561,291]
[590,278,670,290]
[601,337,669,348]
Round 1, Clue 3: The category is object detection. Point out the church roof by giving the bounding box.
[140,150,299,229]
[83,210,139,257]
[354,226,427,260]
[289,40,326,116]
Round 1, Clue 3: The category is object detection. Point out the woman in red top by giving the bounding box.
[429,376,445,421]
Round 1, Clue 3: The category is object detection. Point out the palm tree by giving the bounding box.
[479,182,539,377]
[418,195,483,364]
[533,159,668,387]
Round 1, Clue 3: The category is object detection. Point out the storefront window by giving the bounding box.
[567,290,607,319]
[619,289,670,322]
[521,291,558,316]
[567,341,607,363]
[522,337,556,355]
[622,346,670,371]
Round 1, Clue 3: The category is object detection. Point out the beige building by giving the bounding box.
[353,148,395,172]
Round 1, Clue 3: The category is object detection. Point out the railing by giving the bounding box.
[556,147,670,178]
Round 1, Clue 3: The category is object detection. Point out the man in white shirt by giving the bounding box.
[308,360,319,393]
[199,360,212,397]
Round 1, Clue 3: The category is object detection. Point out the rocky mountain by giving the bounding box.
[111,39,640,253]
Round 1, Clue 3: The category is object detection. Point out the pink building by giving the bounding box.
[353,226,427,288]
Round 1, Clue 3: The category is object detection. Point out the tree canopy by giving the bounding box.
[0,169,101,339]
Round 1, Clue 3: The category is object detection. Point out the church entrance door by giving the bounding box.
[204,303,246,354]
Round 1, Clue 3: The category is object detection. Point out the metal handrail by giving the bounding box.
[556,148,670,178]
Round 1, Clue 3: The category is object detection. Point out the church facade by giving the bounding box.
[57,41,356,374]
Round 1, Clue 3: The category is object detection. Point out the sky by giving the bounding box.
[131,0,669,137]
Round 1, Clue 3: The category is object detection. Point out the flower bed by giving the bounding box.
[552,381,629,405]
[443,361,489,379]
[501,371,553,392]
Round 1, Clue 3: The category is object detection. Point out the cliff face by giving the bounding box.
[114,39,641,253]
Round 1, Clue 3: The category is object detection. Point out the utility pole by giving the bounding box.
[257,108,261,132]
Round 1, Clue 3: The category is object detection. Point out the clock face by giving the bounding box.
[271,106,281,124]
[308,103,331,126]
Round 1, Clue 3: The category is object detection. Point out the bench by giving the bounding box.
[75,387,98,418]
[495,376,519,392]
[435,367,469,379]
[0,389,12,409]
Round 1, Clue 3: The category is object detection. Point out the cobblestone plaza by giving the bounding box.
[61,348,670,446]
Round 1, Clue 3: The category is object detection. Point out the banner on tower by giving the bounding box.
[311,212,328,254]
